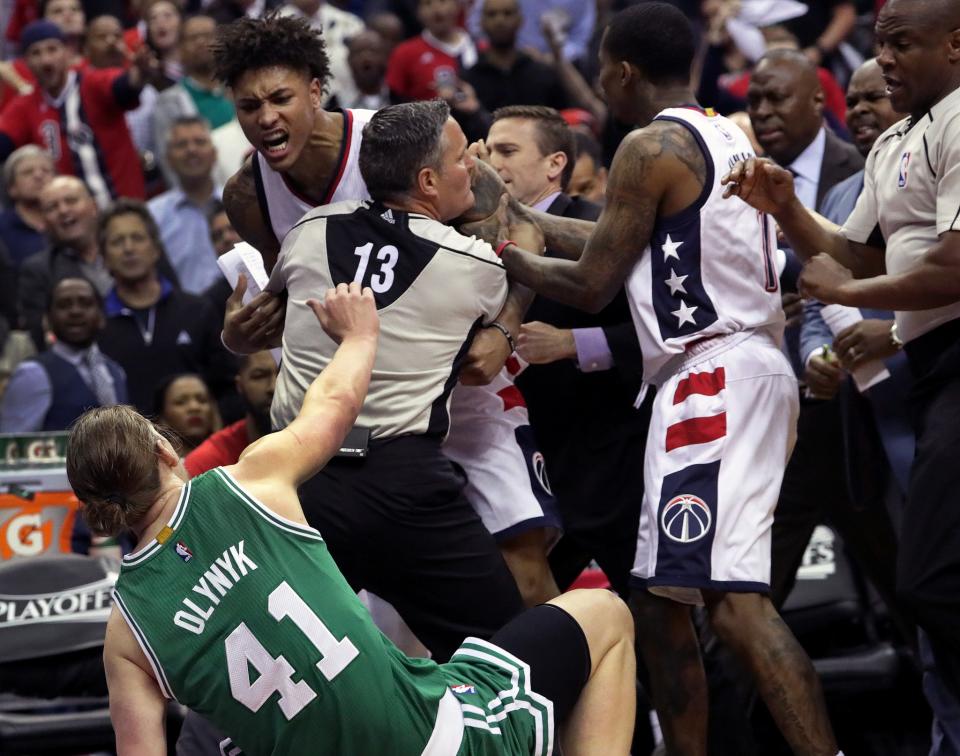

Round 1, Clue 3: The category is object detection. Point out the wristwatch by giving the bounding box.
[890,322,904,351]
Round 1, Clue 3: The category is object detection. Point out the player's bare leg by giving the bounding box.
[703,590,838,756]
[547,589,636,755]
[629,590,708,756]
[500,528,561,607]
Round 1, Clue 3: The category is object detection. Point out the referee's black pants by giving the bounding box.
[899,320,960,697]
[298,434,525,662]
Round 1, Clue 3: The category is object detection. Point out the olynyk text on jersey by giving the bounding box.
[174,540,258,634]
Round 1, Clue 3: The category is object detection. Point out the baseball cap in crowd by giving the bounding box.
[20,20,65,52]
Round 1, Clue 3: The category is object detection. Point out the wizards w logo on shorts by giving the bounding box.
[661,494,713,544]
[654,462,720,581]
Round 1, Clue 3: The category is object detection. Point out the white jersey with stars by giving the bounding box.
[625,107,785,383]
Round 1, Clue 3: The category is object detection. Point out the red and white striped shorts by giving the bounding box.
[631,330,799,605]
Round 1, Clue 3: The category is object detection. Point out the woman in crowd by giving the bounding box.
[154,372,219,454]
[155,373,222,456]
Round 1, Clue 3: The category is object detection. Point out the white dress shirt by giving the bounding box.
[788,126,827,211]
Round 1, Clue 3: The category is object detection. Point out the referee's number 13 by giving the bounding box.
[225,581,359,720]
[353,242,398,293]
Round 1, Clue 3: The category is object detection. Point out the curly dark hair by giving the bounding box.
[212,14,330,91]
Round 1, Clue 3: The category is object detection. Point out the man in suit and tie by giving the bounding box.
[484,103,656,755]
[748,48,864,212]
[800,58,914,499]
[0,277,127,431]
[483,105,650,600]
[747,48,868,607]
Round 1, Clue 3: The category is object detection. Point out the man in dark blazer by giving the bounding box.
[748,48,864,214]
[795,60,913,634]
[747,47,868,608]
[485,105,651,599]
[1,277,127,432]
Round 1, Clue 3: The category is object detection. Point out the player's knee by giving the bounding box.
[590,588,633,637]
[553,588,633,646]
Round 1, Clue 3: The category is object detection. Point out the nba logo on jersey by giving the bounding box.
[175,541,193,562]
[712,121,736,145]
[451,684,476,695]
[898,152,911,189]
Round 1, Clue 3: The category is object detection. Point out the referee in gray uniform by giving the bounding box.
[266,100,529,661]
[724,0,960,698]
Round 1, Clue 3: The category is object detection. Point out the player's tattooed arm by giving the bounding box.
[500,121,701,312]
[459,158,507,223]
[456,146,593,259]
[223,158,282,274]
[521,204,595,261]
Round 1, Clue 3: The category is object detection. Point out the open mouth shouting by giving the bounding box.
[262,131,290,160]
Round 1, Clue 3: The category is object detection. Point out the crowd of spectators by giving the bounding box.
[0,0,945,751]
[0,0,878,435]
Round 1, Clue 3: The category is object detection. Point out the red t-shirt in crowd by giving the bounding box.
[386,34,461,102]
[184,420,251,478]
[0,67,145,201]
[0,58,34,114]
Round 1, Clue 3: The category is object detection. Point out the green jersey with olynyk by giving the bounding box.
[112,468,554,756]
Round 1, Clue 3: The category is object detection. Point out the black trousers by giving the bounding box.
[899,320,960,696]
[770,393,901,616]
[546,395,653,599]
[298,434,525,663]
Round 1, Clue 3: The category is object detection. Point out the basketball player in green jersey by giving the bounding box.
[68,282,635,755]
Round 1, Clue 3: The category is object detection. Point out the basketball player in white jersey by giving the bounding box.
[212,16,560,609]
[467,4,841,755]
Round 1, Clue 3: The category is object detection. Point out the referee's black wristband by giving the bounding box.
[486,320,516,353]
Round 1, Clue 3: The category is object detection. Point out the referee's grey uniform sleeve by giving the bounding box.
[467,236,509,324]
[841,149,881,244]
[267,217,316,293]
[936,113,960,235]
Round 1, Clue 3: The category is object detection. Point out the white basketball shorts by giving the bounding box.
[631,330,799,605]
[444,358,561,545]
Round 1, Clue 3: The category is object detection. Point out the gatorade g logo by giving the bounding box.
[0,492,79,561]
[1,512,50,557]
